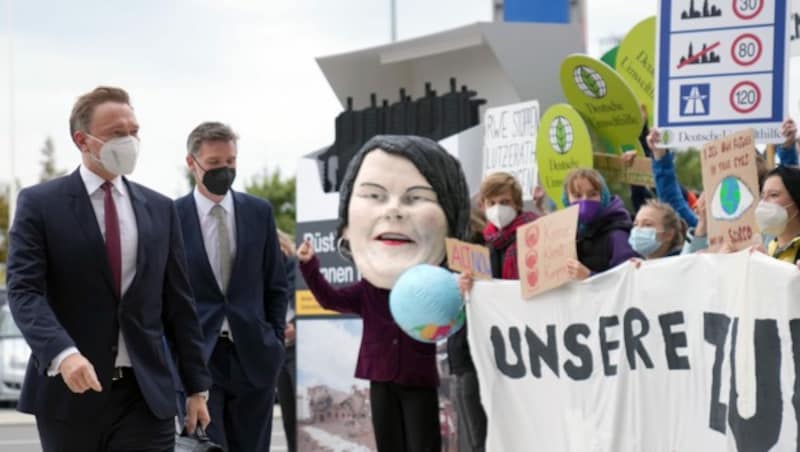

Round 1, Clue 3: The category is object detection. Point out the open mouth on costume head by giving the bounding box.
[374,233,415,245]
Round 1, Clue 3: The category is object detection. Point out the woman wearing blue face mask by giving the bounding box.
[561,168,638,280]
[629,200,689,259]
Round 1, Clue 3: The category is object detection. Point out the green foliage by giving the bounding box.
[673,149,703,193]
[39,137,65,182]
[244,168,296,235]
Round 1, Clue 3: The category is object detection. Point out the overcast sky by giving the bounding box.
[1,0,797,197]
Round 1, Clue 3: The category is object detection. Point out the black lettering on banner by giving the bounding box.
[525,325,559,378]
[727,319,781,451]
[791,320,800,449]
[623,307,654,370]
[563,323,593,380]
[599,316,620,376]
[659,312,690,370]
[704,312,730,433]
[491,326,526,379]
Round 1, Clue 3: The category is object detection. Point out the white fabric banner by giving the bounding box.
[467,252,800,452]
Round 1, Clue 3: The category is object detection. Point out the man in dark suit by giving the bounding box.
[6,86,212,451]
[175,121,288,452]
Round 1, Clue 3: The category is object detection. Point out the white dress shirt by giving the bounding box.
[193,187,237,339]
[49,165,138,375]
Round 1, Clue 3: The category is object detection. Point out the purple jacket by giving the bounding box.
[299,256,438,387]
[577,195,638,273]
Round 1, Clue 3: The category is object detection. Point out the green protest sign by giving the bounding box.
[617,16,656,127]
[601,46,619,69]
[536,104,593,209]
[560,54,644,156]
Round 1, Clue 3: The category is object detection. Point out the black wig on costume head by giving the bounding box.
[336,135,471,243]
[764,165,800,209]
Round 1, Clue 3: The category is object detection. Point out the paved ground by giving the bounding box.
[0,405,288,451]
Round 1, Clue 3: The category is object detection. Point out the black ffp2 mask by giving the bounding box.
[193,157,236,196]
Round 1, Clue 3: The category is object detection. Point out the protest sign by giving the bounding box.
[536,104,593,209]
[445,238,492,279]
[700,129,761,251]
[561,54,645,155]
[483,100,540,201]
[516,205,578,298]
[593,153,654,186]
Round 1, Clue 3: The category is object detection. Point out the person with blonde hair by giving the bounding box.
[629,199,689,259]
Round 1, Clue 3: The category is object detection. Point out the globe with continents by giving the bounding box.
[719,176,741,216]
[389,264,465,344]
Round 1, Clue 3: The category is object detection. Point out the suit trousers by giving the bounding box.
[369,380,441,452]
[36,369,174,452]
[206,337,275,452]
[276,344,296,452]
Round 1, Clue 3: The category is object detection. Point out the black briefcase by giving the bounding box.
[175,426,224,452]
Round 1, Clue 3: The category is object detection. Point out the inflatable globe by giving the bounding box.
[389,264,465,343]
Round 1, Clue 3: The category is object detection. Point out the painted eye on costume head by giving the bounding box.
[710,176,755,221]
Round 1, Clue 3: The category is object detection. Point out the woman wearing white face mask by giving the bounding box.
[755,166,800,264]
[478,172,538,279]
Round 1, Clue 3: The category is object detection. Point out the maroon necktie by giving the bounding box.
[102,182,122,298]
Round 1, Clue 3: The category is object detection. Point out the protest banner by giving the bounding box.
[516,205,578,298]
[561,54,645,156]
[700,129,761,251]
[445,238,492,279]
[536,104,593,209]
[593,153,654,186]
[483,100,540,201]
[467,252,800,451]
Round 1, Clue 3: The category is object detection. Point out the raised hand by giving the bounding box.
[296,238,315,263]
[646,128,668,160]
[782,118,798,147]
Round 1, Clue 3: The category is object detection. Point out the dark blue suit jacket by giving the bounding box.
[175,191,288,388]
[6,169,211,421]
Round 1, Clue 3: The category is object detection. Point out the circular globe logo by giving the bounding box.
[549,116,574,154]
[719,176,741,216]
[573,65,607,99]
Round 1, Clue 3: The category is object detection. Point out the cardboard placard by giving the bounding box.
[516,205,579,299]
[445,238,492,279]
[482,100,540,201]
[700,128,761,251]
[593,153,655,187]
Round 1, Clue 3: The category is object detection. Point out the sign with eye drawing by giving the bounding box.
[700,128,761,251]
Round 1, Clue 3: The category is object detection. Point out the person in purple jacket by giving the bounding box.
[296,135,470,452]
[562,168,639,280]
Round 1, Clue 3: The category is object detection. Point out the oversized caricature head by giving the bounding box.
[337,135,470,289]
